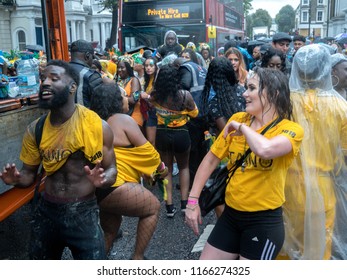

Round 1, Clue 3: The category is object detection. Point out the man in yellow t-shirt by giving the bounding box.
[0,60,117,260]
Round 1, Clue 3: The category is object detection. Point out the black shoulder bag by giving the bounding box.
[32,114,47,207]
[199,117,282,217]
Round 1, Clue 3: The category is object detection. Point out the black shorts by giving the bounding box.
[156,125,191,153]
[207,205,284,260]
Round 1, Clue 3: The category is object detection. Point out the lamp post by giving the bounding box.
[326,0,330,37]
[308,0,311,38]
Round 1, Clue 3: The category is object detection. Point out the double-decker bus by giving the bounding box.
[118,0,244,54]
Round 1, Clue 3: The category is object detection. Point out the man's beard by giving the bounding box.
[39,85,70,110]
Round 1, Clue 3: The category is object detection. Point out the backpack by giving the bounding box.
[180,62,207,118]
[32,113,47,205]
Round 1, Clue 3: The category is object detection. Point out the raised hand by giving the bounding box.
[84,161,106,188]
[223,121,242,138]
[0,163,21,185]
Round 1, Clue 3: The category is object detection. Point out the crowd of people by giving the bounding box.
[1,28,347,260]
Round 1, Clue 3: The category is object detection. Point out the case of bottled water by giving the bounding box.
[16,55,40,96]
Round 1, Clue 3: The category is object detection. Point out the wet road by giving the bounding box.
[0,176,217,260]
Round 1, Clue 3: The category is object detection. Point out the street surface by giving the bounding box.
[0,175,217,260]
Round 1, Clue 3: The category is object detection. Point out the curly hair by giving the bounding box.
[90,83,124,120]
[201,56,244,118]
[152,64,181,105]
[260,47,286,73]
[252,67,292,120]
[224,47,248,85]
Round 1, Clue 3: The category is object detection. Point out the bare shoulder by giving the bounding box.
[181,90,196,110]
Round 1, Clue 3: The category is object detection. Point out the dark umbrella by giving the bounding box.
[247,40,264,47]
[324,37,335,41]
[338,37,347,45]
[335,33,347,41]
[25,45,45,53]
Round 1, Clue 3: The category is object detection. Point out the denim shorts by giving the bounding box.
[146,108,158,127]
[156,125,191,153]
[30,195,106,260]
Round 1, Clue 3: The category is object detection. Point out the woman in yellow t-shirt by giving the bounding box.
[185,67,304,260]
[90,83,168,260]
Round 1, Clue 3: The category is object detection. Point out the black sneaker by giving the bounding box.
[166,204,177,218]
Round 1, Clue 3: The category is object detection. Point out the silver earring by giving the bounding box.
[332,75,339,88]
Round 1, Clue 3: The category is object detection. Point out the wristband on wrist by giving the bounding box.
[188,195,199,199]
[187,199,198,205]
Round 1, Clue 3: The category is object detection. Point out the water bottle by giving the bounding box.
[16,55,40,96]
[204,131,214,149]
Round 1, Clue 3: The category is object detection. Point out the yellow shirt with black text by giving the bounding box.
[210,112,304,212]
[20,104,103,176]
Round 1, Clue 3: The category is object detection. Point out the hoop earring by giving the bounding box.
[332,74,339,88]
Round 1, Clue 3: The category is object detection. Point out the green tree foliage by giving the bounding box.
[275,5,295,33]
[243,0,253,16]
[246,14,253,38]
[252,9,272,27]
[96,0,119,50]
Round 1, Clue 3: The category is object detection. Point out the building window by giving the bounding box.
[302,0,309,5]
[318,0,324,4]
[302,11,309,22]
[17,30,26,51]
[317,11,323,22]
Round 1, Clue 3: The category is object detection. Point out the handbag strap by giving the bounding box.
[227,117,283,179]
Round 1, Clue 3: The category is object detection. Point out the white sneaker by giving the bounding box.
[172,163,179,176]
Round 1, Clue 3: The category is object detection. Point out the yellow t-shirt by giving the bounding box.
[20,104,103,176]
[210,112,304,212]
[113,141,161,186]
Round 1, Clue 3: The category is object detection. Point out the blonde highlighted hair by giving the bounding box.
[225,47,248,85]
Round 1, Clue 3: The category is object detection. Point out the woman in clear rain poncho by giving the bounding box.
[279,44,347,260]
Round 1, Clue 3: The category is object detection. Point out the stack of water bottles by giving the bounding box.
[16,55,40,96]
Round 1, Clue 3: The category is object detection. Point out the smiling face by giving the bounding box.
[243,73,269,117]
[39,65,72,109]
[117,61,129,79]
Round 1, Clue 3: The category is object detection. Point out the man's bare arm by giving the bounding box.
[84,121,117,188]
[0,163,39,188]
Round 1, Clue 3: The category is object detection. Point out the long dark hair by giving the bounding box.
[201,56,244,118]
[152,64,181,106]
[253,67,292,120]
[144,57,158,91]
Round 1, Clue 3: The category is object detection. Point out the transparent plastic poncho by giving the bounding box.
[280,44,347,259]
